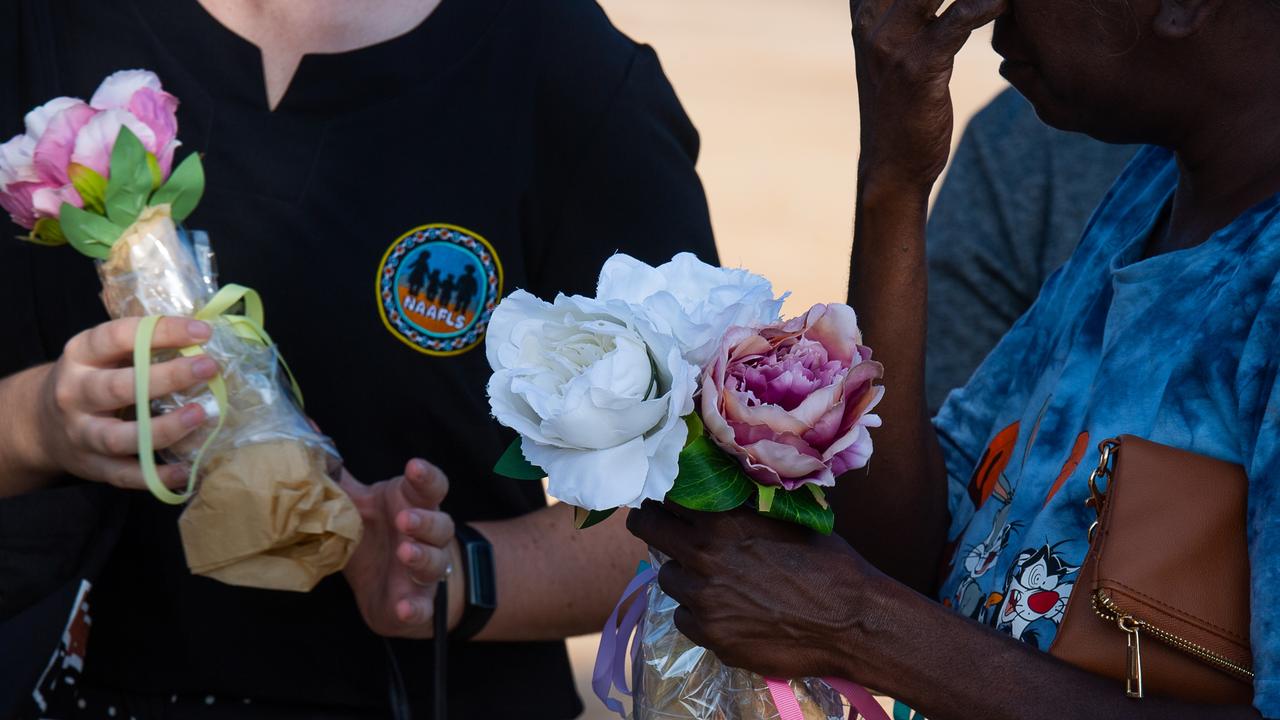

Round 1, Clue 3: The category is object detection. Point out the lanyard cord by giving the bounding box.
[433,580,449,719]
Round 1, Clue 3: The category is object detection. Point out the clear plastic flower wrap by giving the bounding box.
[632,551,848,720]
[96,205,362,592]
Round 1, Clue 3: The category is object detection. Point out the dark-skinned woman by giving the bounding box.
[629,1,1280,718]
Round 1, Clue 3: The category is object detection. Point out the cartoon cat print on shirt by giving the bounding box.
[987,543,1078,646]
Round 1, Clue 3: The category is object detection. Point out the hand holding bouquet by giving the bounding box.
[0,71,361,592]
[486,253,885,718]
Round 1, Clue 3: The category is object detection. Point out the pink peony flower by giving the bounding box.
[701,303,884,491]
[90,70,180,175]
[0,70,181,232]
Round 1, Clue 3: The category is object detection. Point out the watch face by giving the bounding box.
[465,542,497,609]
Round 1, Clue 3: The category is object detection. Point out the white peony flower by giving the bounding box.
[89,69,164,110]
[0,133,37,188]
[23,97,84,140]
[596,252,785,367]
[486,290,698,510]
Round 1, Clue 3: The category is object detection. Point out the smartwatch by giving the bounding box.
[452,523,496,640]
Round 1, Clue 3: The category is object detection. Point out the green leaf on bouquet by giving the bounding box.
[761,484,836,535]
[493,437,546,480]
[25,218,68,247]
[68,163,107,214]
[59,203,121,259]
[683,412,705,448]
[756,484,776,513]
[150,152,205,222]
[104,126,151,227]
[574,506,617,530]
[668,435,754,512]
[145,152,163,191]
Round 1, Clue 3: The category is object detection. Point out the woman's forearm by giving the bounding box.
[850,574,1263,720]
[0,364,58,498]
[835,178,949,593]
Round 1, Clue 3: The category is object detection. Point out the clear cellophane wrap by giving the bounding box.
[97,205,362,592]
[633,550,849,720]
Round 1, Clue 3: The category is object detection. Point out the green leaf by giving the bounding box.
[574,506,617,530]
[668,435,754,512]
[762,485,836,535]
[104,126,151,227]
[25,218,68,247]
[59,203,122,259]
[757,484,777,513]
[807,484,829,509]
[68,163,107,215]
[145,152,163,191]
[683,412,705,447]
[493,438,546,480]
[149,152,204,222]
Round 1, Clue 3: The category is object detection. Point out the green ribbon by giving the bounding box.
[133,284,304,505]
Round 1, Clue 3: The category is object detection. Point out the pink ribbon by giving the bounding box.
[594,566,893,720]
[764,677,892,720]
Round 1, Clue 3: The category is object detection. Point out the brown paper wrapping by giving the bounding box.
[179,441,362,592]
[97,206,363,592]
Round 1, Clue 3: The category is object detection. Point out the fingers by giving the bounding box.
[397,539,452,587]
[92,457,190,491]
[77,403,207,456]
[80,355,219,413]
[400,458,448,510]
[66,317,212,367]
[851,0,894,33]
[672,606,708,648]
[626,501,699,567]
[930,0,1008,51]
[397,508,455,547]
[657,561,701,608]
[396,595,435,625]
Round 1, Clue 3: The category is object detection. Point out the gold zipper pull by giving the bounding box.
[1118,615,1144,699]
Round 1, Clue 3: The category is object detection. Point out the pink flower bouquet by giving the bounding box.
[486,253,884,719]
[0,71,361,592]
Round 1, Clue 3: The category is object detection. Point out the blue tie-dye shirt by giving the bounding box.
[934,146,1280,716]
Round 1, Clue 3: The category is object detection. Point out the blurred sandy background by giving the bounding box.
[570,1,1010,717]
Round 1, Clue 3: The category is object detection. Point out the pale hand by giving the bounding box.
[342,458,461,638]
[31,316,218,489]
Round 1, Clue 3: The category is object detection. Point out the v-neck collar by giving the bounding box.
[129,0,504,116]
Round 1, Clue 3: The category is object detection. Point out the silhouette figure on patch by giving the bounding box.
[407,250,432,297]
[453,265,479,313]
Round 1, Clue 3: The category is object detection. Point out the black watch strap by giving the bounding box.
[452,523,496,640]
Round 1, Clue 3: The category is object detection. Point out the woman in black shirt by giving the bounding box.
[0,0,717,717]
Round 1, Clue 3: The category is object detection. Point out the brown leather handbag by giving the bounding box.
[1048,436,1254,704]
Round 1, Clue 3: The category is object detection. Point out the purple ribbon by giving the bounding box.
[592,565,658,718]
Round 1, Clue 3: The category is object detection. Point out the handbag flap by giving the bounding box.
[1093,435,1252,671]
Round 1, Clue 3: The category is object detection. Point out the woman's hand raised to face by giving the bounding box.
[852,0,1009,194]
[627,501,893,682]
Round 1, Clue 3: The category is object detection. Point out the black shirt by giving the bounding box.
[0,0,716,716]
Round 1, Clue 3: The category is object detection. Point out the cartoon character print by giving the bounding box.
[952,474,1023,620]
[949,422,1021,619]
[943,404,1091,649]
[986,543,1078,646]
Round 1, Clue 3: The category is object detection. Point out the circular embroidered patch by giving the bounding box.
[376,224,503,357]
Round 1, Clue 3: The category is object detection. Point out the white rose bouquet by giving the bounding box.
[485,253,889,720]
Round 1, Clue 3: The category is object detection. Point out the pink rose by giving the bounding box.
[89,70,180,175]
[0,70,181,232]
[701,303,884,490]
